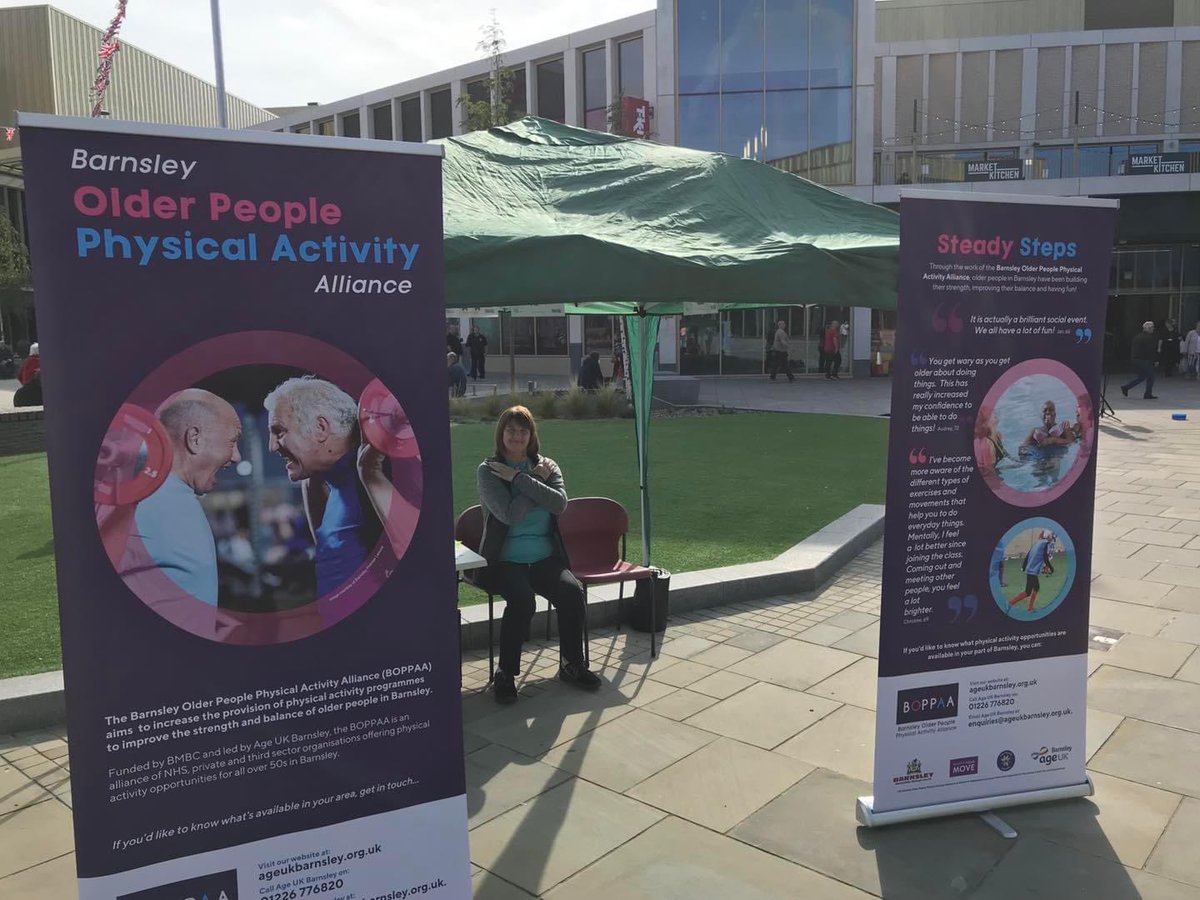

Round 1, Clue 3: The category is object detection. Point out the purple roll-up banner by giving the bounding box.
[861,192,1119,825]
[18,114,470,897]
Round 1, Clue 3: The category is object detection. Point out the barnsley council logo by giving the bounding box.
[892,758,935,786]
[118,869,238,900]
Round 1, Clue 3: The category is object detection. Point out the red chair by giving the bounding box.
[558,497,658,657]
[455,505,591,683]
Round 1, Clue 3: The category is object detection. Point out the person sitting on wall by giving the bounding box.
[447,352,468,397]
[578,351,604,391]
[17,342,40,385]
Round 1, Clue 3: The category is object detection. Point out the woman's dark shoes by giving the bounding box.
[558,661,602,691]
[492,669,518,704]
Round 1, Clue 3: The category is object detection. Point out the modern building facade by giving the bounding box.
[0,4,276,350]
[864,0,1200,366]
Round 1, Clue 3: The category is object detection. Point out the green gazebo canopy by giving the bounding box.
[439,117,899,311]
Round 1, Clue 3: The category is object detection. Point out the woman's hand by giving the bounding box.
[357,442,388,483]
[487,460,519,482]
[531,460,553,480]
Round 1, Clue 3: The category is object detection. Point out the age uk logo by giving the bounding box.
[896,683,960,724]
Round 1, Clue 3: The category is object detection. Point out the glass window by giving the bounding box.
[721,0,765,93]
[291,123,311,135]
[430,89,453,139]
[1034,146,1065,179]
[765,89,807,163]
[502,317,535,355]
[537,59,566,122]
[467,80,489,104]
[510,67,528,117]
[535,317,569,355]
[679,314,721,375]
[315,119,334,136]
[400,97,421,141]
[722,91,765,158]
[470,317,501,356]
[766,0,808,90]
[1078,145,1110,178]
[584,316,614,355]
[1183,245,1200,290]
[583,47,607,130]
[341,112,360,138]
[619,38,644,100]
[809,0,854,87]
[808,87,852,183]
[371,104,392,140]
[679,94,720,152]
[678,0,720,94]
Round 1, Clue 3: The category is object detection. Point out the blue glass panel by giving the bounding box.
[722,91,765,157]
[721,0,765,92]
[679,94,721,152]
[1078,146,1110,178]
[810,0,853,87]
[809,86,851,151]
[679,0,721,93]
[766,0,809,90]
[619,38,645,100]
[765,89,807,161]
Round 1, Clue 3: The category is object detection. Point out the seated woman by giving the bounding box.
[476,405,602,704]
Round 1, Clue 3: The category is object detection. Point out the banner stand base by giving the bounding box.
[978,811,1017,839]
[855,776,1094,829]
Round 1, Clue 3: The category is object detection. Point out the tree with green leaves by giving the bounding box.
[458,12,517,133]
[0,215,31,347]
[0,215,29,290]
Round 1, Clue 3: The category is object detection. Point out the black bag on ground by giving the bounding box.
[629,569,670,633]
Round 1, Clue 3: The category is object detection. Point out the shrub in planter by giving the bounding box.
[562,387,591,419]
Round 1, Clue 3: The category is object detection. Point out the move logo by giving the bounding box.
[949,756,979,777]
[896,683,959,724]
[892,758,935,786]
[118,869,238,900]
[1031,745,1073,766]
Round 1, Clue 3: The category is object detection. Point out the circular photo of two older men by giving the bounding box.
[93,331,422,645]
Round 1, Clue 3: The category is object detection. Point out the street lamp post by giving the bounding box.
[210,0,229,128]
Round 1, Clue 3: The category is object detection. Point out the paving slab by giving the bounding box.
[1090,718,1200,798]
[1157,610,1200,644]
[468,778,664,896]
[1160,586,1200,613]
[1090,574,1174,606]
[722,630,786,652]
[543,815,874,900]
[1000,771,1181,868]
[833,622,881,657]
[465,744,574,829]
[684,682,841,750]
[1086,708,1126,760]
[0,762,50,816]
[0,852,77,900]
[1146,564,1200,589]
[1088,597,1177,636]
[732,768,1014,900]
[1102,634,1197,677]
[1174,649,1200,684]
[971,835,1196,900]
[646,659,716,689]
[808,656,879,710]
[1145,796,1200,888]
[728,638,860,691]
[774,703,876,781]
[639,689,719,721]
[465,687,633,758]
[0,798,75,879]
[688,669,756,700]
[538,709,716,793]
[1088,665,1200,732]
[626,737,812,832]
[472,871,537,899]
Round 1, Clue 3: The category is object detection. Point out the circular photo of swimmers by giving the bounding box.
[94,331,422,646]
[988,518,1076,622]
[974,359,1094,506]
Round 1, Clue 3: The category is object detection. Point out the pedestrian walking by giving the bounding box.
[822,322,842,379]
[1121,321,1160,400]
[768,320,794,382]
[1183,320,1200,379]
[1160,319,1182,377]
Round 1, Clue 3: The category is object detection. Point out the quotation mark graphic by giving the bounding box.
[910,352,930,367]
[1074,328,1094,344]
[908,447,929,465]
[948,595,979,623]
[932,304,964,334]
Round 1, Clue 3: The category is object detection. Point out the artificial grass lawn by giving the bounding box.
[0,413,886,677]
[997,557,1071,613]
